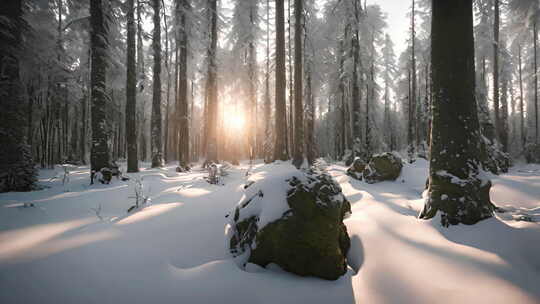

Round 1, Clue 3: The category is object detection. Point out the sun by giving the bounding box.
[224,109,246,131]
[228,114,246,131]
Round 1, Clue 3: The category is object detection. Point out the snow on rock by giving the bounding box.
[226,164,352,280]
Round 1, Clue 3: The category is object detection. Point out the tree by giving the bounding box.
[274,0,289,161]
[493,0,501,146]
[407,0,417,163]
[292,0,304,168]
[0,0,37,192]
[90,0,111,172]
[176,0,191,169]
[204,0,219,164]
[420,0,495,226]
[151,0,164,168]
[509,0,539,145]
[126,0,139,173]
[382,34,397,150]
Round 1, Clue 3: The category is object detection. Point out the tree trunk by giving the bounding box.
[292,0,304,168]
[534,21,539,144]
[274,0,289,161]
[493,0,501,145]
[420,0,494,227]
[151,0,163,168]
[177,0,190,169]
[90,0,111,172]
[126,0,139,172]
[205,0,219,164]
[518,44,525,149]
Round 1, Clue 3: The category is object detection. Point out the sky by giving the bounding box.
[368,0,411,56]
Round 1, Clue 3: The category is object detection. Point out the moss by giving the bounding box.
[229,170,351,280]
[420,172,494,227]
[363,152,403,184]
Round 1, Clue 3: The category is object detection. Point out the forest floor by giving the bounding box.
[0,159,539,304]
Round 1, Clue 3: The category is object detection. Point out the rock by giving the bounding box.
[525,143,540,164]
[346,157,366,180]
[227,167,351,280]
[363,152,403,184]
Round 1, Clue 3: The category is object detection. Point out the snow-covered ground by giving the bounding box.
[0,160,539,304]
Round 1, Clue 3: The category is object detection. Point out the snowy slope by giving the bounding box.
[0,160,539,304]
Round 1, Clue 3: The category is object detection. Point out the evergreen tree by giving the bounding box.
[0,0,37,192]
[420,0,495,226]
[151,0,164,168]
[90,0,111,172]
[126,0,139,173]
[274,0,289,161]
[292,0,305,168]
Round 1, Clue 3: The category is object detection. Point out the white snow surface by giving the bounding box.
[0,160,539,304]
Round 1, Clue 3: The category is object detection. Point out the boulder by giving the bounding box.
[346,157,366,180]
[227,166,351,280]
[525,143,540,164]
[363,152,403,184]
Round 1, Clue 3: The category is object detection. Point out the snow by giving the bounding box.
[0,160,539,304]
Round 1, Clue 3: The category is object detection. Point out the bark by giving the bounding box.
[176,0,190,168]
[126,0,139,172]
[90,0,111,172]
[292,0,304,168]
[151,0,163,168]
[263,0,272,163]
[518,44,525,149]
[420,0,494,226]
[205,0,219,164]
[274,0,289,161]
[493,0,501,144]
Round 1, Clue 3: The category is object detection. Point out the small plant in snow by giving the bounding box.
[127,177,150,213]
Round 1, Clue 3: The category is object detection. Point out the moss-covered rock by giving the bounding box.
[227,168,351,280]
[525,143,540,164]
[346,157,366,180]
[363,152,403,184]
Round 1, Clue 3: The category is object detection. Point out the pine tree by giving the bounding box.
[420,0,495,226]
[274,0,289,161]
[151,0,164,168]
[292,0,304,168]
[90,0,111,172]
[0,0,37,192]
[126,0,139,173]
[176,0,191,169]
[204,0,219,164]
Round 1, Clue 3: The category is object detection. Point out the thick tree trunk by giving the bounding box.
[274,0,289,161]
[90,0,111,172]
[0,0,37,192]
[292,0,304,168]
[420,0,494,226]
[126,0,139,172]
[151,0,163,168]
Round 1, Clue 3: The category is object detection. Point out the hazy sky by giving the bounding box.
[369,0,411,56]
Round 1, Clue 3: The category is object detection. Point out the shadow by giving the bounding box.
[379,219,540,300]
[347,235,364,274]
[346,178,419,217]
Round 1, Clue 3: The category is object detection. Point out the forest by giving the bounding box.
[0,0,539,303]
